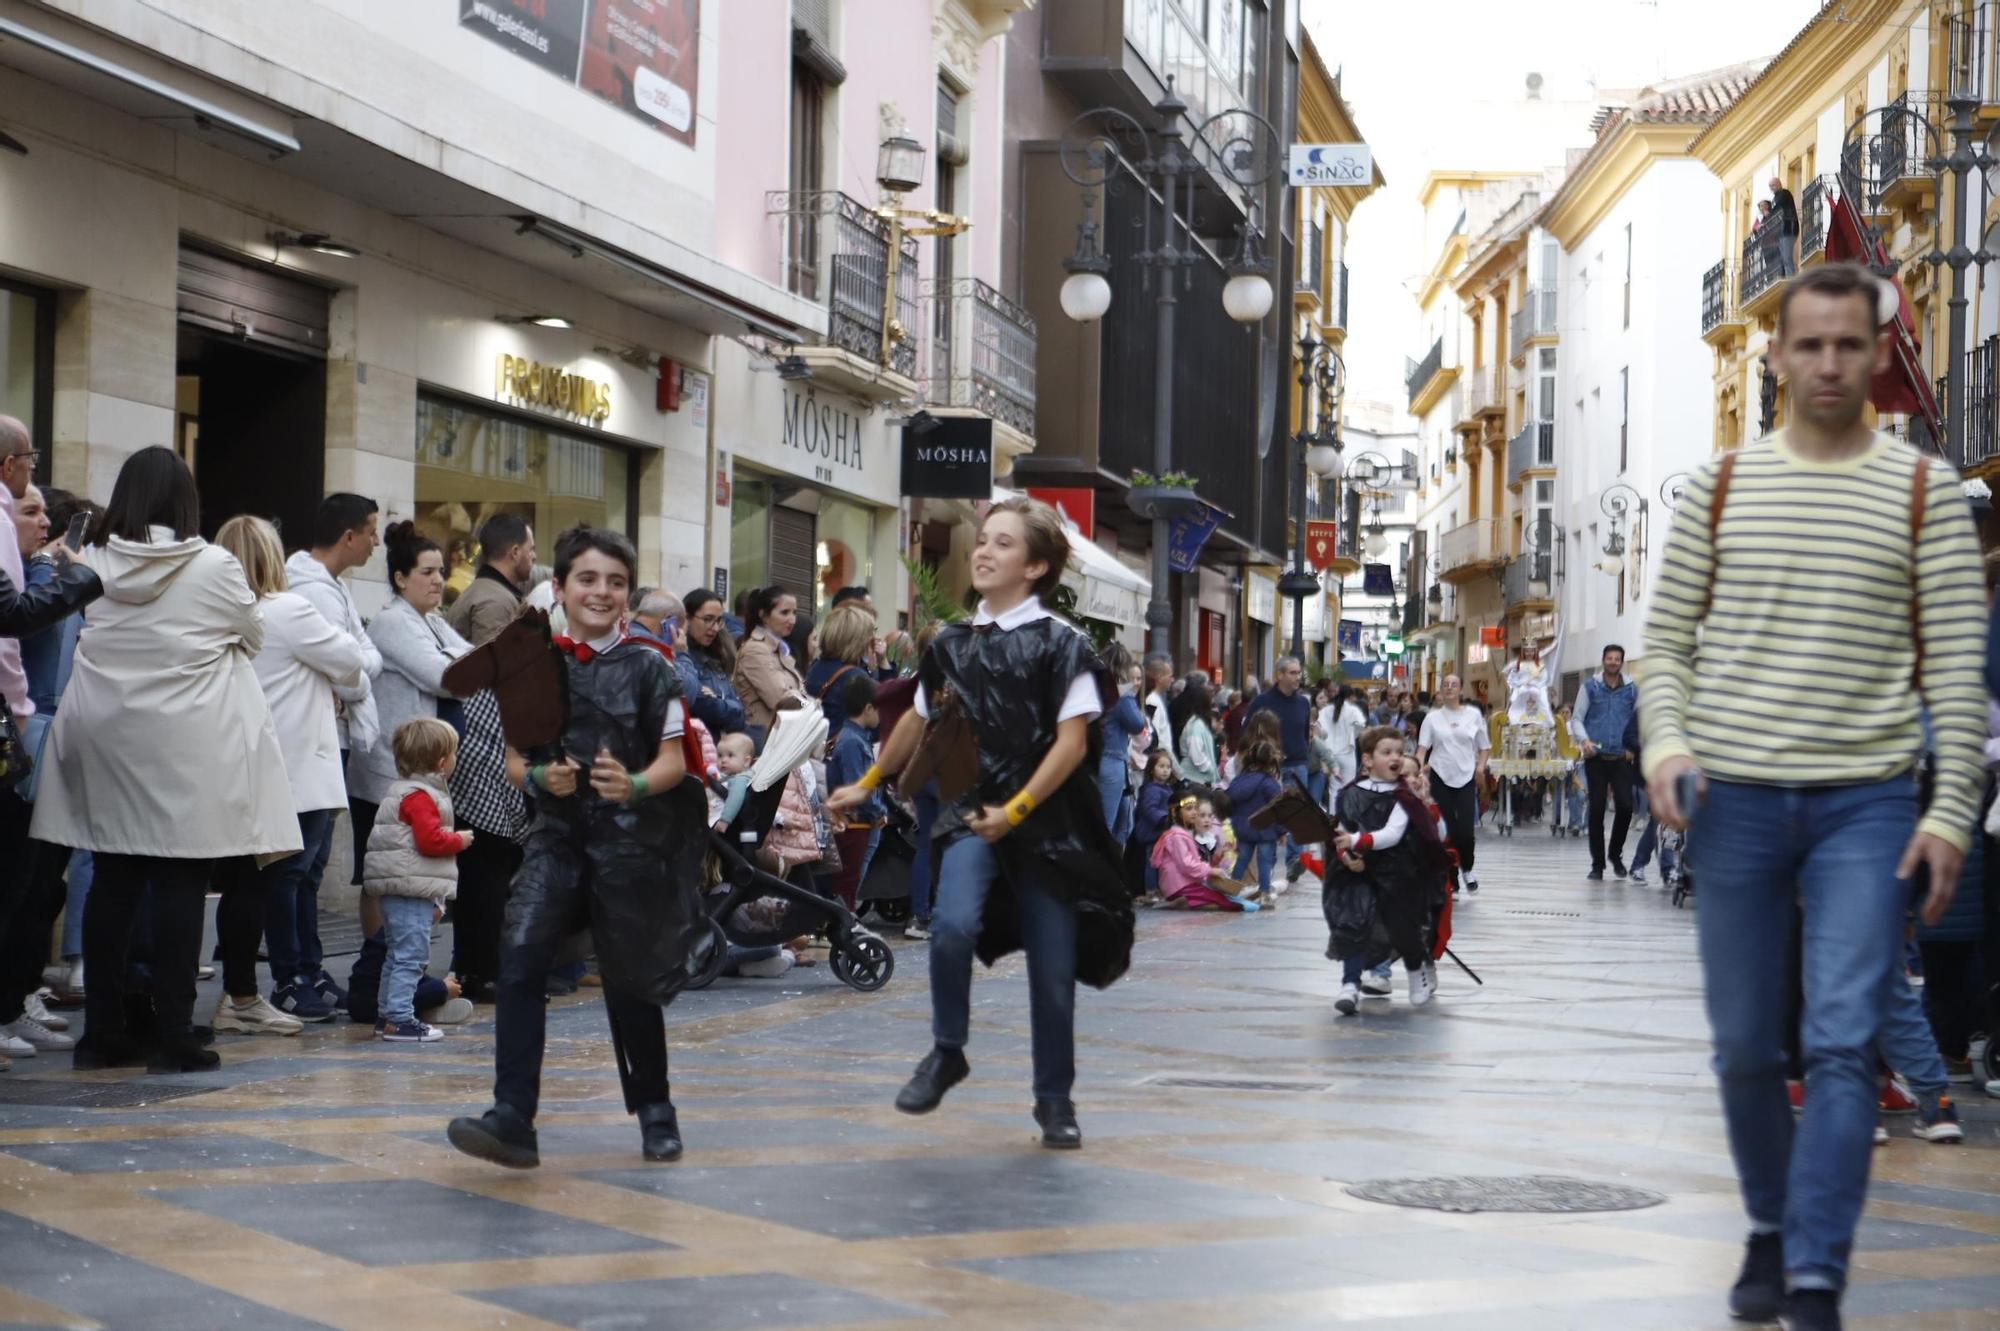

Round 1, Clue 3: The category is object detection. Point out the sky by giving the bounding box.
[1302,0,1825,413]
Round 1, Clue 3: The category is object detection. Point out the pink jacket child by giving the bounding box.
[1151,825,1256,912]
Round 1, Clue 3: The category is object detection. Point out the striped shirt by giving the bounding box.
[1640,431,1987,851]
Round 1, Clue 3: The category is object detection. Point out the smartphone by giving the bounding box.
[62,511,89,550]
[1674,768,1703,820]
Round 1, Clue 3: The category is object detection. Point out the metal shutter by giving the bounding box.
[176,245,329,358]
[768,505,817,602]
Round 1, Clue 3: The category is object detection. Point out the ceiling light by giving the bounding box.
[499,314,573,329]
[273,231,360,258]
[775,354,813,381]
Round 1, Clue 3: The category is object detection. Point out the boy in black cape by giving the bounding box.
[447,526,710,1169]
[1326,726,1445,1016]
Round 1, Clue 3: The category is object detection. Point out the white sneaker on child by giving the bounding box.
[1408,964,1436,1007]
[1334,983,1360,1017]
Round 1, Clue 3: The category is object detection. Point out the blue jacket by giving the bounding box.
[678,641,747,738]
[1227,769,1283,844]
[1248,687,1312,765]
[827,721,883,822]
[1580,674,1639,754]
[1134,779,1174,845]
[18,557,65,714]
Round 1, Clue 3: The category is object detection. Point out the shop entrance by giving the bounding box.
[174,246,329,542]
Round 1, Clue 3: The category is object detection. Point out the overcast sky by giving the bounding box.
[1301,0,1825,412]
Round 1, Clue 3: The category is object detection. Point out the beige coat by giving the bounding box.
[32,528,302,859]
[731,626,805,734]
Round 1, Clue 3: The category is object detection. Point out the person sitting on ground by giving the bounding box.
[363,718,473,1043]
[709,731,757,832]
[1152,794,1260,911]
[1326,727,1445,1016]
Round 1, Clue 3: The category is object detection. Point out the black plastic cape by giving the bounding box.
[920,617,1134,988]
[500,641,709,1005]
[1322,781,1444,966]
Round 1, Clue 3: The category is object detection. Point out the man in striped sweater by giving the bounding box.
[1643,263,1985,1331]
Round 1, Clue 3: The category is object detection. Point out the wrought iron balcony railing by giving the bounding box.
[1957,334,2000,467]
[1502,552,1555,608]
[1799,174,1837,260]
[923,278,1038,437]
[1701,260,1731,334]
[1506,420,1554,488]
[1740,232,1779,308]
[1406,336,1444,408]
[769,191,922,378]
[1440,517,1500,574]
[1947,2,2000,108]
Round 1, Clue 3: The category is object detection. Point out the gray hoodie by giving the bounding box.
[284,549,381,751]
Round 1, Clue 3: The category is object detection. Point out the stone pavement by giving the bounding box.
[1,830,1996,1330]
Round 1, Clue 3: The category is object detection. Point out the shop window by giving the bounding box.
[412,394,635,584]
[0,280,54,484]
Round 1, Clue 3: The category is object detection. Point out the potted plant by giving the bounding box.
[1126,468,1205,521]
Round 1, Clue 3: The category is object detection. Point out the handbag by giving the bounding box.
[902,684,979,803]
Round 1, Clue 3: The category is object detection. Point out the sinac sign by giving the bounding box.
[1288,144,1372,187]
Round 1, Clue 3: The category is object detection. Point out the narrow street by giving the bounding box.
[0,831,1992,1331]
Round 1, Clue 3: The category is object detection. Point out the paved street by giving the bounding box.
[0,830,1995,1331]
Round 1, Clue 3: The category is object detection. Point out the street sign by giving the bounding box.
[1166,503,1226,574]
[1288,143,1372,187]
[1305,519,1340,571]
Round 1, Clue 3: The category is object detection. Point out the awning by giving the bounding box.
[995,486,1151,625]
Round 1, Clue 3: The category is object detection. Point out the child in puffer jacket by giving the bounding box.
[363,719,473,1043]
[1226,732,1285,897]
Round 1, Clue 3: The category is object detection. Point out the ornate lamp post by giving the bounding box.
[1282,333,1344,658]
[1056,85,1282,658]
[873,133,969,369]
[1596,482,1647,578]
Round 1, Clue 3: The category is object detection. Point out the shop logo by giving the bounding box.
[782,387,863,475]
[496,354,612,424]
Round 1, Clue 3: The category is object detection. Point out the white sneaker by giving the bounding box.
[420,997,475,1025]
[1424,958,1439,995]
[212,996,303,1036]
[1630,867,1648,885]
[737,950,796,979]
[1408,964,1437,1007]
[0,1031,32,1057]
[24,990,68,1032]
[3,1016,74,1052]
[1334,983,1360,1016]
[1873,1124,1890,1146]
[1358,970,1393,997]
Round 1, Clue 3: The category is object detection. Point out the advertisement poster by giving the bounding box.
[579,0,699,144]
[460,0,698,147]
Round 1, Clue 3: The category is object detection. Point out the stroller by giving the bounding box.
[856,791,917,926]
[689,706,896,993]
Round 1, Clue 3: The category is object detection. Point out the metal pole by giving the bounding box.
[1291,446,1308,659]
[1146,129,1179,660]
[1945,97,1974,465]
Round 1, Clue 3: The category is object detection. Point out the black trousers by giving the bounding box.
[83,854,214,1045]
[211,856,264,999]
[451,831,524,990]
[494,931,667,1121]
[1917,940,1983,1062]
[0,798,68,1025]
[1584,755,1635,870]
[1433,776,1478,879]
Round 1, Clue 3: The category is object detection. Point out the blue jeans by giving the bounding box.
[1097,755,1127,843]
[1280,762,1313,860]
[1878,961,1950,1104]
[376,894,435,1027]
[1692,777,1916,1291]
[262,809,336,987]
[61,849,93,959]
[931,835,1078,1099]
[907,783,940,922]
[1230,840,1277,894]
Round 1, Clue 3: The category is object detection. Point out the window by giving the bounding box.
[1303,218,1324,294]
[1623,223,1633,328]
[413,394,637,572]
[933,80,962,377]
[787,62,827,298]
[0,279,53,483]
[1536,347,1557,425]
[1619,367,1630,473]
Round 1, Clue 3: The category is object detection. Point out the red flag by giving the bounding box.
[1824,191,1942,438]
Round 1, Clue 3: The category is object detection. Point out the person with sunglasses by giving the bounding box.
[677,587,747,740]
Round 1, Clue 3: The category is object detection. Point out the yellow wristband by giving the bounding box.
[1004,791,1037,827]
[857,763,886,792]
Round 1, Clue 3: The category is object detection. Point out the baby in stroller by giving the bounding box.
[691,706,896,992]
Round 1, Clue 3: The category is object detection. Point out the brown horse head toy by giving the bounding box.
[442,606,568,751]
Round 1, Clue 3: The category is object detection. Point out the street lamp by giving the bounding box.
[874,132,969,369]
[1597,482,1646,578]
[1281,333,1344,657]
[1660,471,1692,508]
[1524,515,1565,601]
[1057,85,1282,657]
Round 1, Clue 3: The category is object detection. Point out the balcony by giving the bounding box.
[1875,92,1940,215]
[772,191,923,400]
[1439,517,1503,584]
[1506,420,1555,490]
[1509,284,1558,363]
[1324,259,1350,339]
[925,278,1038,443]
[1700,260,1744,346]
[1798,174,1838,265]
[1502,551,1556,613]
[1953,334,2000,468]
[1946,2,2000,116]
[1414,582,1458,639]
[1406,337,1456,416]
[1739,232,1782,320]
[1453,368,1503,429]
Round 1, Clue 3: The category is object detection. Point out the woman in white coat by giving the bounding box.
[348,522,470,848]
[212,517,365,1033]
[33,448,299,1073]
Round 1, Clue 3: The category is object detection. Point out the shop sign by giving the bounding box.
[1288,143,1373,187]
[901,416,992,499]
[712,566,728,601]
[683,368,709,429]
[782,385,868,484]
[496,354,612,424]
[1247,571,1276,625]
[460,0,587,80]
[1305,519,1340,571]
[460,0,701,146]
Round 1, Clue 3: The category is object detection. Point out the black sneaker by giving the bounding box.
[447,1104,540,1169]
[1610,858,1629,880]
[1033,1097,1082,1150]
[1779,1288,1841,1331]
[313,969,349,1013]
[1728,1231,1783,1322]
[895,1046,969,1114]
[638,1101,683,1162]
[1586,868,1605,882]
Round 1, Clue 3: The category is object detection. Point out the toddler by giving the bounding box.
[362,718,473,1043]
[711,731,757,832]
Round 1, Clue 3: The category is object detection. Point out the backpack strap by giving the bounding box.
[1701,450,1740,613]
[1910,454,1929,692]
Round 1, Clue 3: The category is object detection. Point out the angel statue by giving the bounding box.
[1505,622,1563,728]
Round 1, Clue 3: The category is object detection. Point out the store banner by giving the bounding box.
[901,416,993,499]
[1305,519,1340,571]
[1029,487,1095,539]
[460,0,699,145]
[1337,619,1362,654]
[1362,562,1394,597]
[1166,502,1226,574]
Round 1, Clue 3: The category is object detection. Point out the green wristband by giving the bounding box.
[629,773,649,802]
[527,764,546,792]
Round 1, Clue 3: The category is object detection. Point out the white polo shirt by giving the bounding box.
[1418,703,1490,788]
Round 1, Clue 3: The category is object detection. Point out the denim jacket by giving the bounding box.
[679,641,747,738]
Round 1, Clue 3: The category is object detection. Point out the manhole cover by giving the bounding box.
[0,1080,221,1109]
[1345,1174,1666,1213]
